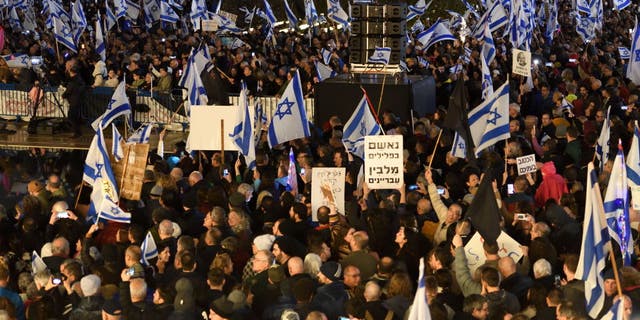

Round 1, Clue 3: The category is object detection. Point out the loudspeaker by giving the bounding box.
[350,21,406,36]
[351,4,407,19]
[349,36,406,51]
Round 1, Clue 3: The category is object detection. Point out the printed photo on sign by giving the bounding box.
[311,167,346,221]
[516,154,537,175]
[364,135,404,189]
[464,231,523,274]
[512,49,531,77]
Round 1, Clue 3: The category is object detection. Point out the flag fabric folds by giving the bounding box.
[619,47,631,60]
[407,0,431,21]
[267,70,311,147]
[185,57,209,109]
[368,47,391,65]
[105,0,118,31]
[160,0,179,23]
[407,258,432,320]
[263,0,277,26]
[230,82,257,169]
[603,142,634,266]
[627,122,640,187]
[92,81,132,130]
[442,78,474,160]
[451,133,467,159]
[321,48,332,65]
[127,123,153,144]
[115,0,127,19]
[601,298,625,320]
[305,0,318,24]
[71,1,87,45]
[287,148,298,193]
[466,169,502,245]
[595,107,611,170]
[342,93,381,160]
[112,124,124,161]
[416,20,456,52]
[468,82,510,157]
[480,49,493,101]
[481,23,496,65]
[96,196,131,223]
[84,126,119,222]
[283,0,298,29]
[190,0,207,30]
[575,163,611,319]
[315,61,336,81]
[95,14,106,62]
[627,17,640,85]
[53,16,77,53]
[326,0,349,29]
[614,0,631,11]
[1,54,30,68]
[140,232,158,266]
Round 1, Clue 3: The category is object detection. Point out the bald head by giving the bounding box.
[51,237,70,257]
[170,167,183,181]
[288,257,304,276]
[364,281,381,302]
[188,171,203,186]
[498,257,517,277]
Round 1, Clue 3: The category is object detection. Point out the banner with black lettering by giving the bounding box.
[364,135,404,189]
[516,154,537,175]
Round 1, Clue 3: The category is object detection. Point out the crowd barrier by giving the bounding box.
[0,85,315,129]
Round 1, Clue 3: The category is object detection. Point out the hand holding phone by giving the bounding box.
[515,213,528,220]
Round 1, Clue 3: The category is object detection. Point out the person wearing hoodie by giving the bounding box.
[534,162,568,207]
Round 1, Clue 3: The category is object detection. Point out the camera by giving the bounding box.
[56,210,69,219]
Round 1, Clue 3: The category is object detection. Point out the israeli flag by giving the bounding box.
[160,0,179,23]
[95,14,106,62]
[230,38,246,49]
[595,107,610,170]
[230,82,257,169]
[619,47,631,60]
[31,251,47,275]
[626,122,640,187]
[112,124,124,161]
[576,15,596,44]
[326,0,349,29]
[210,12,243,33]
[263,0,277,26]
[53,16,78,53]
[267,70,311,148]
[305,0,318,24]
[96,196,131,223]
[407,259,432,320]
[321,48,332,65]
[143,0,161,29]
[627,17,640,86]
[127,123,153,144]
[545,0,559,42]
[315,61,336,81]
[190,0,207,30]
[115,0,127,19]
[411,19,425,33]
[461,0,480,19]
[368,47,391,65]
[407,0,432,21]
[601,298,624,320]
[614,0,630,11]
[417,19,456,52]
[1,54,30,69]
[140,232,158,266]
[92,81,132,130]
[85,127,119,222]
[240,6,256,24]
[105,0,118,31]
[603,142,634,266]
[481,23,495,65]
[9,7,22,31]
[71,0,88,43]
[480,49,493,101]
[284,0,298,29]
[185,58,208,109]
[576,163,611,319]
[178,46,210,88]
[468,82,510,156]
[342,94,381,159]
[472,0,507,39]
[446,10,465,29]
[126,0,141,20]
[451,133,467,159]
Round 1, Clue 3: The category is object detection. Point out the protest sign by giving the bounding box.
[516,154,537,175]
[311,167,346,221]
[364,135,403,189]
[464,231,524,274]
[188,106,240,151]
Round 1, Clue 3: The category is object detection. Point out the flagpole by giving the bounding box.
[360,86,385,135]
[428,128,442,169]
[220,119,225,165]
[608,250,624,298]
[74,182,84,211]
[376,73,387,115]
[120,144,130,197]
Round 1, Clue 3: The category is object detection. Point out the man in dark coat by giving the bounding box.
[62,64,85,138]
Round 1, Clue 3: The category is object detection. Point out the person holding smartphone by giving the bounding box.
[424,169,463,246]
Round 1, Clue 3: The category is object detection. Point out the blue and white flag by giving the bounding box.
[576,14,596,44]
[576,162,611,319]
[461,0,480,19]
[71,1,87,44]
[545,0,559,42]
[305,0,318,24]
[126,0,141,20]
[326,0,349,29]
[342,93,381,160]
[111,124,124,161]
[451,133,467,159]
[315,61,336,81]
[627,122,640,187]
[321,48,332,65]
[230,38,246,49]
[287,148,298,193]
[283,0,298,29]
[474,0,507,36]
[614,0,631,11]
[115,0,127,19]
[210,11,242,33]
[143,0,161,29]
[96,196,131,223]
[185,58,208,109]
[140,232,158,266]
[267,70,311,148]
[601,298,625,320]
[480,49,493,101]
[31,251,47,275]
[239,6,256,24]
[92,81,132,130]
[481,23,495,65]
[368,47,391,65]
[595,107,610,170]
[411,19,425,33]
[468,82,510,156]
[417,20,456,52]
[127,123,153,144]
[263,0,277,26]
[1,54,30,68]
[85,126,119,222]
[53,16,78,53]
[255,99,268,129]
[407,258,432,320]
[619,47,631,60]
[95,14,106,62]
[9,7,22,31]
[230,82,256,169]
[190,0,207,30]
[407,0,432,21]
[446,10,465,29]
[105,0,118,31]
[160,0,179,23]
[627,17,640,86]
[178,46,210,88]
[603,142,634,266]
[461,46,472,64]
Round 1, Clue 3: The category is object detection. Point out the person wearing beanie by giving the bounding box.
[101,297,122,320]
[68,274,104,319]
[310,261,348,320]
[209,297,234,320]
[168,278,198,320]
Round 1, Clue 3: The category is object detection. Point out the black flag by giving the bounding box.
[466,169,502,245]
[442,77,475,160]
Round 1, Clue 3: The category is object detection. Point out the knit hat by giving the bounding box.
[102,298,122,315]
[210,297,234,318]
[319,261,342,282]
[80,274,101,297]
[28,180,44,193]
[174,278,195,312]
[229,192,245,207]
[253,234,276,251]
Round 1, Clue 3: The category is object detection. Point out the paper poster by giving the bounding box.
[188,106,240,151]
[364,135,404,189]
[201,20,219,32]
[311,167,346,221]
[111,143,149,201]
[463,231,524,274]
[516,154,537,175]
[512,49,531,77]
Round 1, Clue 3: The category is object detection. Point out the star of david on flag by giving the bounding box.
[368,47,391,65]
[267,70,311,147]
[53,16,77,53]
[468,82,510,156]
[342,92,381,160]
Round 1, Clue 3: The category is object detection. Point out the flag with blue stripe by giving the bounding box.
[95,14,106,62]
[407,0,431,21]
[85,126,119,222]
[1,54,30,68]
[576,15,596,45]
[411,19,425,33]
[105,0,118,31]
[342,93,381,160]
[268,70,311,147]
[627,18,640,86]
[305,0,318,24]
[326,0,349,29]
[614,0,630,11]
[461,0,480,19]
[287,148,298,193]
[92,81,132,130]
[575,162,611,319]
[256,99,268,128]
[127,123,153,144]
[480,48,493,101]
[619,47,631,60]
[263,0,277,26]
[417,19,456,52]
[627,122,640,187]
[368,47,391,65]
[112,124,124,161]
[53,16,78,53]
[96,196,131,223]
[115,0,127,19]
[185,58,208,110]
[407,258,432,320]
[601,298,625,320]
[603,142,634,266]
[284,0,298,29]
[140,232,158,266]
[451,133,467,159]
[178,46,210,88]
[9,7,22,31]
[595,107,610,170]
[481,23,495,65]
[545,0,559,42]
[71,1,87,44]
[321,48,332,65]
[126,0,141,20]
[446,10,464,29]
[240,6,256,24]
[143,0,160,30]
[160,0,179,23]
[474,0,507,37]
[190,0,207,30]
[230,82,256,169]
[315,61,336,81]
[468,82,510,156]
[211,11,243,33]
[31,251,47,275]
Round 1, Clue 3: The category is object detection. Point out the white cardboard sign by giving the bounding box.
[512,49,532,77]
[188,105,239,151]
[364,135,404,189]
[311,167,346,221]
[516,154,537,175]
[463,231,523,274]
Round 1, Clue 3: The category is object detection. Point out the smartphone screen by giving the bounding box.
[507,184,514,195]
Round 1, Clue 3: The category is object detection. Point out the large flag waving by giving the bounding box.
[603,142,634,266]
[326,0,349,29]
[95,14,106,62]
[468,82,510,156]
[127,123,153,144]
[185,58,208,108]
[342,93,381,160]
[53,16,78,53]
[84,126,119,222]
[416,20,456,52]
[96,196,131,223]
[368,47,391,65]
[283,0,298,29]
[160,0,179,23]
[627,122,640,187]
[267,70,311,147]
[92,81,132,130]
[230,82,256,169]
[627,17,640,85]
[576,163,611,319]
[407,258,432,320]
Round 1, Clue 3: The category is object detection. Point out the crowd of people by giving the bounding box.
[0,0,640,319]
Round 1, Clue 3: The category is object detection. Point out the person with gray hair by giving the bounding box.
[43,236,70,273]
[119,269,152,319]
[303,253,322,279]
[532,258,556,291]
[462,294,489,319]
